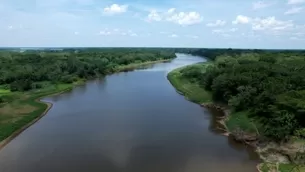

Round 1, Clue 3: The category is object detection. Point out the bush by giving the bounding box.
[10,79,33,91]
[60,75,75,84]
[181,66,203,82]
[294,128,305,138]
[31,83,43,89]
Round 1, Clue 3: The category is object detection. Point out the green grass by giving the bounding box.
[0,86,12,97]
[167,64,212,104]
[279,164,305,172]
[259,163,272,172]
[0,89,10,94]
[225,111,260,133]
[259,163,305,172]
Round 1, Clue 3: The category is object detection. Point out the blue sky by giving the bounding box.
[0,0,305,49]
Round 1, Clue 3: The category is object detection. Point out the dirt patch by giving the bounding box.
[19,94,31,100]
[14,105,37,114]
[258,141,305,164]
[0,104,37,115]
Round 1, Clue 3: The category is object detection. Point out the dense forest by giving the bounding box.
[176,48,305,61]
[0,48,175,93]
[179,49,305,141]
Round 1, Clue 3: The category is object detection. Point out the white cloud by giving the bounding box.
[103,4,128,15]
[212,29,224,33]
[290,36,305,40]
[99,30,111,35]
[293,32,305,36]
[232,15,251,24]
[126,30,138,36]
[241,32,261,39]
[287,0,305,4]
[206,20,226,27]
[232,15,295,36]
[285,7,303,14]
[8,25,13,30]
[74,31,79,35]
[166,11,202,25]
[146,9,203,26]
[147,10,162,21]
[98,28,139,37]
[130,33,137,37]
[252,1,274,10]
[212,28,238,34]
[229,28,238,32]
[133,13,140,18]
[169,34,178,38]
[251,17,294,31]
[167,8,176,14]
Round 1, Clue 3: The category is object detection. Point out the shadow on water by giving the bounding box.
[48,89,74,102]
[206,108,260,161]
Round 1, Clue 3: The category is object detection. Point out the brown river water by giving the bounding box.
[0,54,260,172]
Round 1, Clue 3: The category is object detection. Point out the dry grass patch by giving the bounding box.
[0,104,37,116]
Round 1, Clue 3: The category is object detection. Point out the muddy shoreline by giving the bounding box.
[201,103,259,145]
[201,103,264,171]
[201,102,305,172]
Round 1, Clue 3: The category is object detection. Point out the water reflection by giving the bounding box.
[96,78,107,91]
[68,82,88,97]
[47,89,73,102]
[206,108,260,161]
[137,54,206,73]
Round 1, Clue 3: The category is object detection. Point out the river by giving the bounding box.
[0,53,259,172]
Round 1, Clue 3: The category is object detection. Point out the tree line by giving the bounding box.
[180,49,305,141]
[0,48,176,92]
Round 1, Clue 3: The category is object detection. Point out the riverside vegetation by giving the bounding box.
[0,48,176,145]
[168,49,305,172]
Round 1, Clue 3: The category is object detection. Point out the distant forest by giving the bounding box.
[0,48,176,92]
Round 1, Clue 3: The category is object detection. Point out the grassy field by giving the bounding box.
[167,63,212,104]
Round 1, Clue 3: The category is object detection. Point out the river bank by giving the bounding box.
[0,58,174,150]
[0,53,261,172]
[167,63,305,172]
